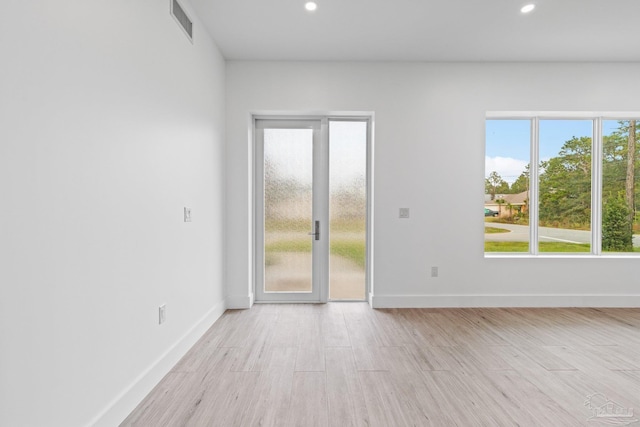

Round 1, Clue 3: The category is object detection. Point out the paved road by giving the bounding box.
[485,222,640,247]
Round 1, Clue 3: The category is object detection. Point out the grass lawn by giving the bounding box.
[485,227,509,234]
[266,219,365,232]
[486,241,640,253]
[265,239,365,268]
[264,218,366,267]
[485,241,591,252]
[330,240,366,268]
[265,239,311,253]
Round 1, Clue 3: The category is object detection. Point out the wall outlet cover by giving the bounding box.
[159,304,166,324]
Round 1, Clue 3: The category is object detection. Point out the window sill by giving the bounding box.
[485,253,640,259]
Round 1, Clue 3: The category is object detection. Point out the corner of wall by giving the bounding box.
[226,293,254,309]
[89,300,226,427]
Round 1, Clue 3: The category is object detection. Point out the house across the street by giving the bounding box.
[485,191,528,217]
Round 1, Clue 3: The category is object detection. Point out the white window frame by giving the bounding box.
[486,111,640,258]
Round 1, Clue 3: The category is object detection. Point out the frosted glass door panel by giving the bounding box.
[263,129,313,292]
[329,121,367,300]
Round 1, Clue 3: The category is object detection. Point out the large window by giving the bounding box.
[485,115,640,255]
[538,120,592,253]
[485,120,530,252]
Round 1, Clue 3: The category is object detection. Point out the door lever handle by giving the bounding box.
[307,220,320,240]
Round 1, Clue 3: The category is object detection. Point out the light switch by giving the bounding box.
[184,207,192,222]
[399,208,410,218]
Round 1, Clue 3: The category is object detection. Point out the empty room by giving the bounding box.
[3,0,640,426]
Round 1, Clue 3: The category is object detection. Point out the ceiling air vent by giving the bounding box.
[171,0,193,42]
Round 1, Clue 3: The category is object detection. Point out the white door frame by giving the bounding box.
[251,112,374,304]
[254,118,328,302]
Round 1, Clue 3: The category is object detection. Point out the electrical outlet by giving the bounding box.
[184,207,192,222]
[431,266,438,277]
[399,208,410,218]
[159,304,166,324]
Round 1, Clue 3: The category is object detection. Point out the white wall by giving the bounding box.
[0,1,226,426]
[226,61,640,308]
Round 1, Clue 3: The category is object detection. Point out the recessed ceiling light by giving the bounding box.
[521,4,535,13]
[305,1,317,12]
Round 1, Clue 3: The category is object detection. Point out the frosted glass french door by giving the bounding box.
[255,119,328,302]
[255,118,369,303]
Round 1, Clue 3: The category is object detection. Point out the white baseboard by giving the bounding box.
[89,299,227,427]
[371,294,640,308]
[226,293,253,309]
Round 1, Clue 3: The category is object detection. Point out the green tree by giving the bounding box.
[486,171,509,200]
[496,198,506,216]
[603,121,640,234]
[497,180,510,194]
[510,164,530,194]
[602,192,632,251]
[625,120,636,227]
[539,136,592,228]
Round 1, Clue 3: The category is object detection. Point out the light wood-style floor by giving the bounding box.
[122,304,640,426]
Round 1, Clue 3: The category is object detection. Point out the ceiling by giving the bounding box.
[190,0,640,62]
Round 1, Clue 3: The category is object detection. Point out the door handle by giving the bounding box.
[307,220,320,241]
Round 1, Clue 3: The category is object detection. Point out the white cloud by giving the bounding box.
[485,156,528,183]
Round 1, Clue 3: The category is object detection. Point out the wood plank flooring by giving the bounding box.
[122,304,640,426]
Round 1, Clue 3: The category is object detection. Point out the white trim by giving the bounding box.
[248,114,256,311]
[226,294,254,309]
[530,117,539,255]
[89,300,226,427]
[253,118,323,302]
[366,115,375,301]
[318,118,329,303]
[253,300,322,304]
[486,253,640,259]
[252,110,375,120]
[371,294,640,308]
[487,111,640,119]
[251,111,374,304]
[592,118,603,254]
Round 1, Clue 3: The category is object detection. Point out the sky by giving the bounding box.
[485,119,623,184]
